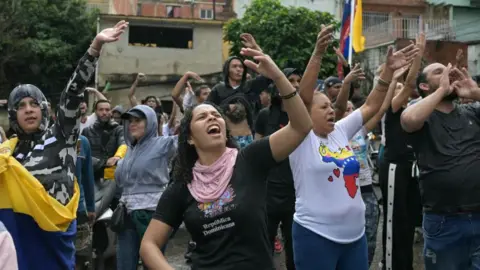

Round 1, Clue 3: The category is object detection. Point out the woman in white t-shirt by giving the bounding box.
[290,43,418,270]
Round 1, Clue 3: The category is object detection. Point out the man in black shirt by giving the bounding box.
[255,67,301,270]
[401,62,480,269]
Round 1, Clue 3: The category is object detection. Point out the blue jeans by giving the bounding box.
[423,212,480,270]
[361,188,380,266]
[292,221,368,270]
[117,225,168,270]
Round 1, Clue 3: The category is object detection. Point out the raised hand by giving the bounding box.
[452,67,479,99]
[240,48,283,81]
[137,73,146,81]
[333,46,342,56]
[385,43,419,71]
[185,71,203,82]
[240,33,261,51]
[313,24,335,56]
[344,64,366,83]
[415,33,426,55]
[439,63,454,97]
[393,65,410,80]
[94,20,129,45]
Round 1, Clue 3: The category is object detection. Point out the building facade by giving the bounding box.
[234,0,343,19]
[86,1,234,109]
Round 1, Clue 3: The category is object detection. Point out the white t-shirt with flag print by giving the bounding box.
[289,109,365,244]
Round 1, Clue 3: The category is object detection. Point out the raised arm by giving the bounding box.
[401,64,453,133]
[360,44,419,124]
[335,64,365,120]
[391,34,425,113]
[56,21,128,139]
[299,25,335,110]
[86,87,108,102]
[241,48,312,162]
[363,68,407,131]
[171,71,202,110]
[128,73,145,107]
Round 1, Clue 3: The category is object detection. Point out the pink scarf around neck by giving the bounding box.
[188,147,239,203]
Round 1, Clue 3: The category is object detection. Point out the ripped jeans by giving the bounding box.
[423,212,480,270]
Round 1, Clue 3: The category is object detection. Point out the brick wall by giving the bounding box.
[396,39,469,67]
[139,1,227,19]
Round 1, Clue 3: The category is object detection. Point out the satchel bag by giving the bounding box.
[110,202,127,233]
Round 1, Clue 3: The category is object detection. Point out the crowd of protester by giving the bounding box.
[1,20,480,270]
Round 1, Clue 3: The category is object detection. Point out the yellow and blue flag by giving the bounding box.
[0,138,79,270]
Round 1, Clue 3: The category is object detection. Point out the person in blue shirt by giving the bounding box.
[75,135,95,268]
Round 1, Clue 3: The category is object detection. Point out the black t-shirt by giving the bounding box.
[384,106,415,162]
[153,138,277,270]
[255,107,295,209]
[409,104,480,213]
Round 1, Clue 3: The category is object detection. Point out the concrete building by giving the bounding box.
[95,13,226,109]
[425,0,480,75]
[87,0,235,20]
[85,1,236,110]
[358,0,459,86]
[234,0,343,19]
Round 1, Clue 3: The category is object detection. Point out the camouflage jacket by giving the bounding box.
[12,52,97,205]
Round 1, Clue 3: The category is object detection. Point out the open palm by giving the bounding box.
[96,20,129,45]
[240,48,282,80]
[386,43,419,70]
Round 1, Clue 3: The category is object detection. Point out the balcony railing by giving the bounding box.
[362,14,455,48]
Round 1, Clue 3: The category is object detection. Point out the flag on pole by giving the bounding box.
[337,0,354,77]
[352,0,365,53]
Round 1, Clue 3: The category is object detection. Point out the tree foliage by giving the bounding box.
[0,0,97,101]
[224,0,340,78]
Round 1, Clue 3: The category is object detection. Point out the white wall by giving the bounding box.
[234,0,342,19]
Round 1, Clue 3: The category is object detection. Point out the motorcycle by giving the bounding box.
[76,178,117,270]
[92,178,117,270]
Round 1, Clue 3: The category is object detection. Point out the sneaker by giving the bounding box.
[274,237,283,254]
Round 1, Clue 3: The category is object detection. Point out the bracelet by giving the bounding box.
[280,90,298,100]
[377,78,390,87]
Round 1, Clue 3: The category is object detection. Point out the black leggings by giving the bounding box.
[267,207,295,270]
[379,161,422,270]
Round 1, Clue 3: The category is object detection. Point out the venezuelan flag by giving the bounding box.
[338,0,365,76]
[0,138,79,270]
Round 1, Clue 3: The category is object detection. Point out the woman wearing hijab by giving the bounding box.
[115,105,177,270]
[139,47,312,269]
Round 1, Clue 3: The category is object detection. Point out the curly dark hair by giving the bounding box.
[172,102,238,184]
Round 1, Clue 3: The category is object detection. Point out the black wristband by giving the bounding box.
[280,90,298,100]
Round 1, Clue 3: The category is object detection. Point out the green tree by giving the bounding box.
[224,0,340,78]
[0,0,97,101]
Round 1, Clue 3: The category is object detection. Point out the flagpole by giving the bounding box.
[348,0,355,66]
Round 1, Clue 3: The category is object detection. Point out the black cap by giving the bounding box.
[121,109,145,120]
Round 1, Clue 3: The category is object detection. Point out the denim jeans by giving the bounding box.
[292,221,368,270]
[423,212,480,270]
[117,215,168,270]
[361,187,380,266]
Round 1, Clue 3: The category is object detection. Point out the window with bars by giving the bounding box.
[200,9,213,20]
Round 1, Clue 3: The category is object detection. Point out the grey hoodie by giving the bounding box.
[115,105,177,197]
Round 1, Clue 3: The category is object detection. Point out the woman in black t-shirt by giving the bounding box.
[139,48,313,270]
